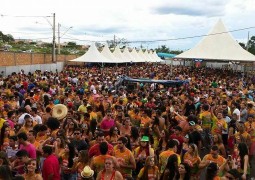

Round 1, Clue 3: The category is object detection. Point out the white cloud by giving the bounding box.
[0,0,254,50]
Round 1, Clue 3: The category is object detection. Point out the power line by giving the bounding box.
[126,26,255,43]
[1,14,52,18]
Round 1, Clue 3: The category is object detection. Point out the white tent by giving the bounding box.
[137,49,147,62]
[122,47,135,62]
[144,49,156,62]
[175,19,255,62]
[152,51,164,62]
[112,46,130,63]
[69,42,113,63]
[101,44,118,62]
[130,48,144,62]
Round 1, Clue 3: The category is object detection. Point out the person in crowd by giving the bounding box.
[59,143,77,180]
[160,154,179,180]
[0,165,12,180]
[96,157,123,180]
[105,126,119,146]
[23,159,43,180]
[88,131,113,158]
[114,136,136,179]
[175,162,191,180]
[159,139,179,176]
[183,143,201,178]
[42,145,60,180]
[100,110,115,136]
[71,128,88,152]
[137,156,159,180]
[230,142,250,179]
[17,132,36,159]
[134,136,154,176]
[205,162,220,180]
[72,150,90,180]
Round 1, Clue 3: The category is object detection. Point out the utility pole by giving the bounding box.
[113,35,116,48]
[58,23,61,54]
[246,31,250,51]
[52,13,56,63]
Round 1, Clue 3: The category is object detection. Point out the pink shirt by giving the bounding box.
[19,143,36,159]
[100,118,115,130]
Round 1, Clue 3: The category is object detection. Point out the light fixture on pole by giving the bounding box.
[58,24,73,54]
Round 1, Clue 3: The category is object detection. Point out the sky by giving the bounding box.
[1,0,255,50]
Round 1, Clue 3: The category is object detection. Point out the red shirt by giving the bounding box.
[42,154,60,180]
[88,143,113,158]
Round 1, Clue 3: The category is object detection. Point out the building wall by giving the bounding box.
[0,51,78,66]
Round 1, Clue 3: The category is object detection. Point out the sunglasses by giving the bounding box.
[74,133,80,135]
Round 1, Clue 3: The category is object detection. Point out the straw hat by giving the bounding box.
[81,166,94,178]
[52,104,68,120]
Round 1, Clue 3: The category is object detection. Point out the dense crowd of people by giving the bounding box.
[0,64,254,180]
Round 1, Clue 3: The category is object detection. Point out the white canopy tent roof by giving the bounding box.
[122,48,136,62]
[137,49,147,62]
[130,48,144,62]
[101,44,118,63]
[152,51,164,62]
[175,19,255,62]
[69,42,113,63]
[112,46,130,63]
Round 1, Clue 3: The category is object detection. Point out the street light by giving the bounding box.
[58,24,73,54]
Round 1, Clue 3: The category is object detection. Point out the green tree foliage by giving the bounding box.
[248,36,255,55]
[155,45,170,53]
[0,31,14,42]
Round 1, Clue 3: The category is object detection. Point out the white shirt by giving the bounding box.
[32,115,42,124]
[18,113,32,124]
[233,108,241,121]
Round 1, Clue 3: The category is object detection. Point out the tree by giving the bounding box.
[248,36,255,55]
[239,42,245,49]
[155,45,170,53]
[106,37,129,49]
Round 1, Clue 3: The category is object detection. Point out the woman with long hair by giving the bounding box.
[231,143,250,180]
[0,124,14,150]
[175,163,191,180]
[23,159,43,180]
[156,130,169,158]
[212,134,226,158]
[137,156,159,180]
[53,136,66,156]
[81,123,93,143]
[105,126,119,146]
[134,136,155,176]
[150,116,160,149]
[72,150,90,180]
[96,157,123,180]
[183,144,201,179]
[130,126,140,150]
[205,162,220,180]
[60,143,77,180]
[65,118,78,139]
[160,154,178,180]
[0,165,12,180]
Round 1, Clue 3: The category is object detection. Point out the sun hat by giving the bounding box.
[81,166,94,178]
[52,104,68,120]
[141,136,149,142]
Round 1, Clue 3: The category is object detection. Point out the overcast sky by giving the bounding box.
[1,0,255,50]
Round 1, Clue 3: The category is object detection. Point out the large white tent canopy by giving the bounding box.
[112,45,130,63]
[70,42,113,63]
[175,20,255,62]
[69,42,162,63]
[101,44,118,63]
